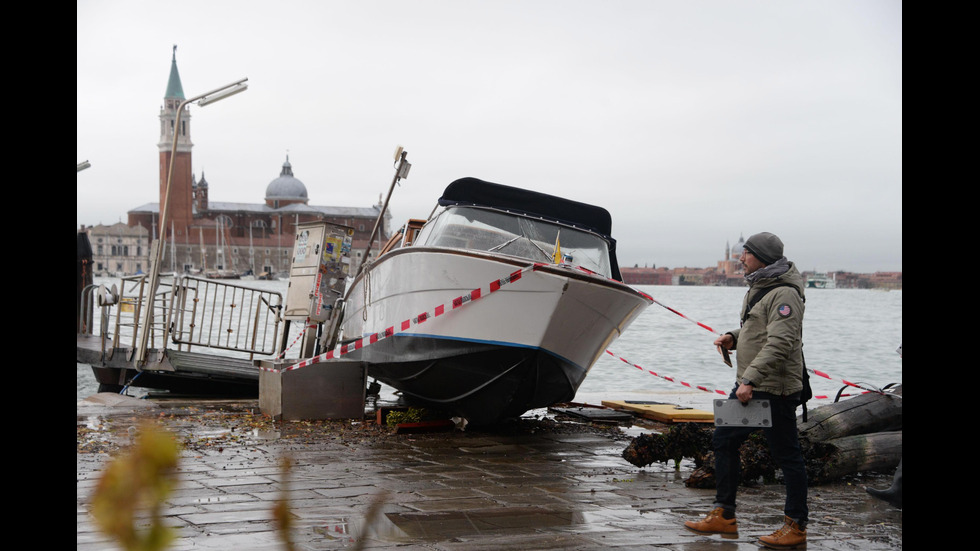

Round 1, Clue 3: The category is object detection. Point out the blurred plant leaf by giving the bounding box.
[91,420,180,551]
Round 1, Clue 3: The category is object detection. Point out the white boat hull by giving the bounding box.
[339,247,651,424]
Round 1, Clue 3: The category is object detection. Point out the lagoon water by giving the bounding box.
[77,277,902,411]
[579,284,902,410]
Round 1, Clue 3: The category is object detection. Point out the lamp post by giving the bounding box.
[136,78,248,366]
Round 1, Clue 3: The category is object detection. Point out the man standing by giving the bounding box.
[684,232,809,549]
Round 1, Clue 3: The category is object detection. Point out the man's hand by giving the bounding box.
[736,383,753,404]
[713,333,734,357]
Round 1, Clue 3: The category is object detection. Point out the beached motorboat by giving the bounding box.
[337,177,652,424]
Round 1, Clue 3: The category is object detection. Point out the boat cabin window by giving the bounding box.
[415,207,613,278]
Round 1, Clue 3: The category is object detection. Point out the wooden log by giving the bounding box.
[622,383,904,485]
[621,423,713,469]
[805,430,902,484]
[798,384,901,444]
[682,429,903,487]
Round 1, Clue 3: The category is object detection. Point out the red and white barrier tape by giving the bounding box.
[636,291,721,335]
[260,263,545,374]
[615,293,893,398]
[604,349,871,400]
[606,349,728,396]
[276,319,317,359]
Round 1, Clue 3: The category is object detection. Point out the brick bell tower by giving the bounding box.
[158,45,194,241]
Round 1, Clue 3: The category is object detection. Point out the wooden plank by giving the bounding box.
[601,400,714,424]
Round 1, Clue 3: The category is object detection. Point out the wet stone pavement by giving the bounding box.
[77,394,902,550]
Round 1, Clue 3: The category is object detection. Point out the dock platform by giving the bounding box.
[77,334,260,396]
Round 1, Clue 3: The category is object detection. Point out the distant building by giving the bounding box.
[717,235,746,277]
[620,266,672,285]
[868,272,902,290]
[673,266,729,286]
[622,235,750,286]
[620,236,901,289]
[715,234,747,286]
[112,46,390,277]
[84,222,151,276]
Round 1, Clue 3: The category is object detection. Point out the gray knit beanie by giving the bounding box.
[743,232,784,265]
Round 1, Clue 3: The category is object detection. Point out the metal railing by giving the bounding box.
[168,276,283,358]
[78,275,284,362]
[78,275,162,362]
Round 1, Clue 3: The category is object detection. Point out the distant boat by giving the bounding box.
[205,269,241,280]
[807,273,836,289]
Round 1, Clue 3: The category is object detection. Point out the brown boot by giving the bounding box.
[758,516,807,549]
[684,507,737,536]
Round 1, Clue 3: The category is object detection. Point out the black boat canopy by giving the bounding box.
[438,177,624,281]
[439,177,614,237]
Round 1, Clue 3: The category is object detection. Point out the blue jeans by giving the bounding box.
[712,386,808,526]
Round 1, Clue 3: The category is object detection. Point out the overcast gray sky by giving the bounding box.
[77,0,902,273]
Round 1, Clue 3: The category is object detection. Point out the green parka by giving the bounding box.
[729,262,806,396]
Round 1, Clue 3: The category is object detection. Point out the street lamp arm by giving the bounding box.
[188,78,249,107]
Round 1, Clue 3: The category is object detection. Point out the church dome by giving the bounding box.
[732,234,746,259]
[265,156,308,201]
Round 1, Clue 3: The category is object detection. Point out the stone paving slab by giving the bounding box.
[77,395,902,550]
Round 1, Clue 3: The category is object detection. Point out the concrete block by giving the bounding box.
[258,359,366,421]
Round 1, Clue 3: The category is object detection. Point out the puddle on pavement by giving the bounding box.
[311,507,594,544]
[250,428,281,439]
[388,508,588,537]
[315,515,409,544]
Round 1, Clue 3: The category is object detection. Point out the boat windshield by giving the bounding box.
[415,206,613,278]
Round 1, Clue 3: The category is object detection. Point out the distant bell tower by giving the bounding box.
[158,45,194,241]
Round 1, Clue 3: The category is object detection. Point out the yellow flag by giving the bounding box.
[553,235,562,264]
